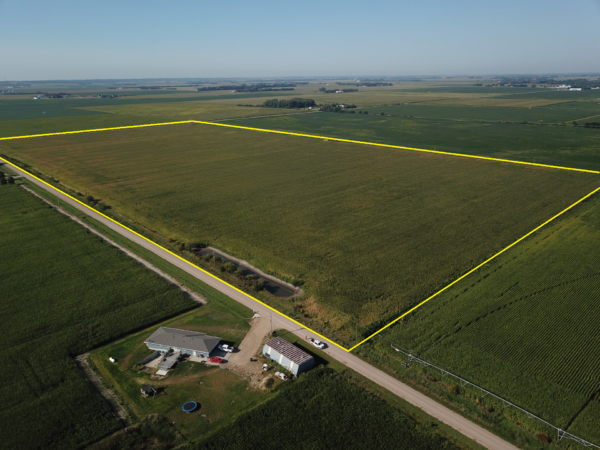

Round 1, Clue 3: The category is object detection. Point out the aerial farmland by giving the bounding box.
[2,68,600,449]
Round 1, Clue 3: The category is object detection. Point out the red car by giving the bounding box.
[209,356,224,364]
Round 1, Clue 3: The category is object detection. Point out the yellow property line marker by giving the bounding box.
[0,120,192,141]
[0,156,348,352]
[0,119,598,174]
[190,120,600,174]
[346,184,600,351]
[2,121,599,352]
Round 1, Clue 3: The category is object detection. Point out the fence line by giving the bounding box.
[380,337,599,448]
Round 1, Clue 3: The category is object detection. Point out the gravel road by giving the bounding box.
[6,160,518,450]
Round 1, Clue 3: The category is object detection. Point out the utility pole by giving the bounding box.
[269,312,273,336]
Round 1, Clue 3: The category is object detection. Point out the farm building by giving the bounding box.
[144,327,221,358]
[263,337,315,376]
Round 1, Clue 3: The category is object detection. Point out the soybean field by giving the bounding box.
[370,194,600,443]
[1,123,598,344]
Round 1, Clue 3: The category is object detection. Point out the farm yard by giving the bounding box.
[1,122,598,346]
[367,194,600,443]
[89,306,268,443]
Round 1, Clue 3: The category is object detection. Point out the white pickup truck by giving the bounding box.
[309,338,326,349]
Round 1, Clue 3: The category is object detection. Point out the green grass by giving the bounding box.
[366,194,600,444]
[90,306,265,442]
[237,112,600,171]
[193,367,460,450]
[0,183,200,449]
[2,124,598,345]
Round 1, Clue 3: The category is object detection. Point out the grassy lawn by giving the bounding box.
[0,183,197,449]
[366,194,600,443]
[90,305,271,442]
[2,123,598,345]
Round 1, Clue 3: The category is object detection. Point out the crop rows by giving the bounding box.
[0,184,196,449]
[1,124,598,345]
[375,195,600,441]
[193,367,459,450]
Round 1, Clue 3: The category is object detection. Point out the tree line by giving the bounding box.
[0,171,15,185]
[319,87,359,93]
[262,98,316,108]
[198,83,297,92]
[336,82,392,87]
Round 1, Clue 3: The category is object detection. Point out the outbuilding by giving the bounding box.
[144,327,221,358]
[263,337,315,376]
[141,384,157,398]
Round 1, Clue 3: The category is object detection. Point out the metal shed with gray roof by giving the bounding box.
[144,327,221,358]
[263,336,315,376]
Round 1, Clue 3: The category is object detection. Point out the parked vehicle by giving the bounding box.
[262,363,270,371]
[310,338,326,349]
[209,356,224,364]
[275,371,289,381]
[219,344,234,353]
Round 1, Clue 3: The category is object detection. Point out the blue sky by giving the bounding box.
[1,0,599,80]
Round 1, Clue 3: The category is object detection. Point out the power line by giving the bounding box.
[379,335,599,448]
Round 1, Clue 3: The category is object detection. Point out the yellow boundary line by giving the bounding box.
[346,185,600,351]
[0,156,349,352]
[189,120,600,174]
[1,119,598,174]
[1,121,599,352]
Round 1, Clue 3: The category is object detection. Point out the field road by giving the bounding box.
[6,161,518,450]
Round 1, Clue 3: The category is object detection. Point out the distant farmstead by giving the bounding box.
[144,327,221,358]
[263,337,315,376]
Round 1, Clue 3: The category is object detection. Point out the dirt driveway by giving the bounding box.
[226,316,271,376]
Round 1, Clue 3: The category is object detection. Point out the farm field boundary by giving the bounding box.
[0,119,598,174]
[1,121,599,352]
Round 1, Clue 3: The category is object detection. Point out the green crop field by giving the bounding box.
[0,183,199,449]
[193,367,460,450]
[354,102,600,124]
[2,124,598,345]
[238,112,600,171]
[0,96,303,138]
[367,194,600,443]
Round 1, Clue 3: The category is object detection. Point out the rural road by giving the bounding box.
[6,160,518,450]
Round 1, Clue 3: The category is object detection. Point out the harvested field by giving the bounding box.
[2,123,598,344]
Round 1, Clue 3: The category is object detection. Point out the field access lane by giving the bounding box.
[6,160,518,450]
